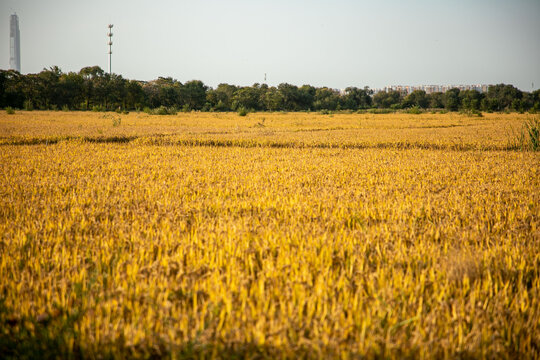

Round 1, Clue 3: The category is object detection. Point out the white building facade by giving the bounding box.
[10,14,21,72]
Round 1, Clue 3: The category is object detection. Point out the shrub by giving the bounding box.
[62,105,70,112]
[408,106,422,114]
[460,109,483,117]
[5,107,15,114]
[157,106,174,115]
[144,106,177,115]
[368,108,393,114]
[92,105,104,112]
[470,110,483,117]
[156,106,169,115]
[237,107,248,117]
[23,100,34,111]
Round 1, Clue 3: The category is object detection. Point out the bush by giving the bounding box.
[237,107,248,116]
[368,108,393,114]
[144,106,177,115]
[471,110,483,117]
[408,106,422,114]
[113,107,129,115]
[155,106,169,115]
[92,105,104,112]
[23,100,33,111]
[62,105,69,112]
[5,107,15,114]
[460,109,483,117]
[202,103,212,112]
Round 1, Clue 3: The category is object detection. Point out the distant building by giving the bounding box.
[372,84,490,95]
[9,14,21,72]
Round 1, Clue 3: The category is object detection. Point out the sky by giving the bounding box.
[1,0,539,91]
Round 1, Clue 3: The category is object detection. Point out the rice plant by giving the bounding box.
[0,111,538,359]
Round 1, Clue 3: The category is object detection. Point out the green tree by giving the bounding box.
[231,85,263,111]
[105,74,128,110]
[340,87,373,110]
[143,77,182,108]
[459,90,483,111]
[427,92,444,109]
[530,89,540,112]
[125,80,145,110]
[36,66,62,109]
[312,87,340,110]
[79,66,105,110]
[483,84,523,111]
[207,83,237,111]
[0,70,7,108]
[0,70,25,108]
[373,90,402,109]
[277,83,301,111]
[443,88,460,111]
[298,85,316,111]
[261,86,284,111]
[181,80,208,110]
[58,72,84,109]
[402,90,428,109]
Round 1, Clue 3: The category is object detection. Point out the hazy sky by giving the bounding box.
[1,0,539,90]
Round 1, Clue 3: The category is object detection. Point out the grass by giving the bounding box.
[519,117,539,151]
[506,116,540,151]
[0,111,538,359]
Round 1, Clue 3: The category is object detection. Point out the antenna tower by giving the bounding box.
[107,24,114,75]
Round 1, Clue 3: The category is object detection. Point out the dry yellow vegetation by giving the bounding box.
[0,111,536,150]
[0,111,539,358]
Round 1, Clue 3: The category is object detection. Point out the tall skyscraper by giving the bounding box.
[10,14,21,72]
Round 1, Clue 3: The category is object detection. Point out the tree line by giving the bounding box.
[1,66,539,113]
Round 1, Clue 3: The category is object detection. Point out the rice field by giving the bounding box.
[0,111,539,358]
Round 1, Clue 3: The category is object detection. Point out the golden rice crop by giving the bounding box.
[0,111,538,358]
[0,111,534,150]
